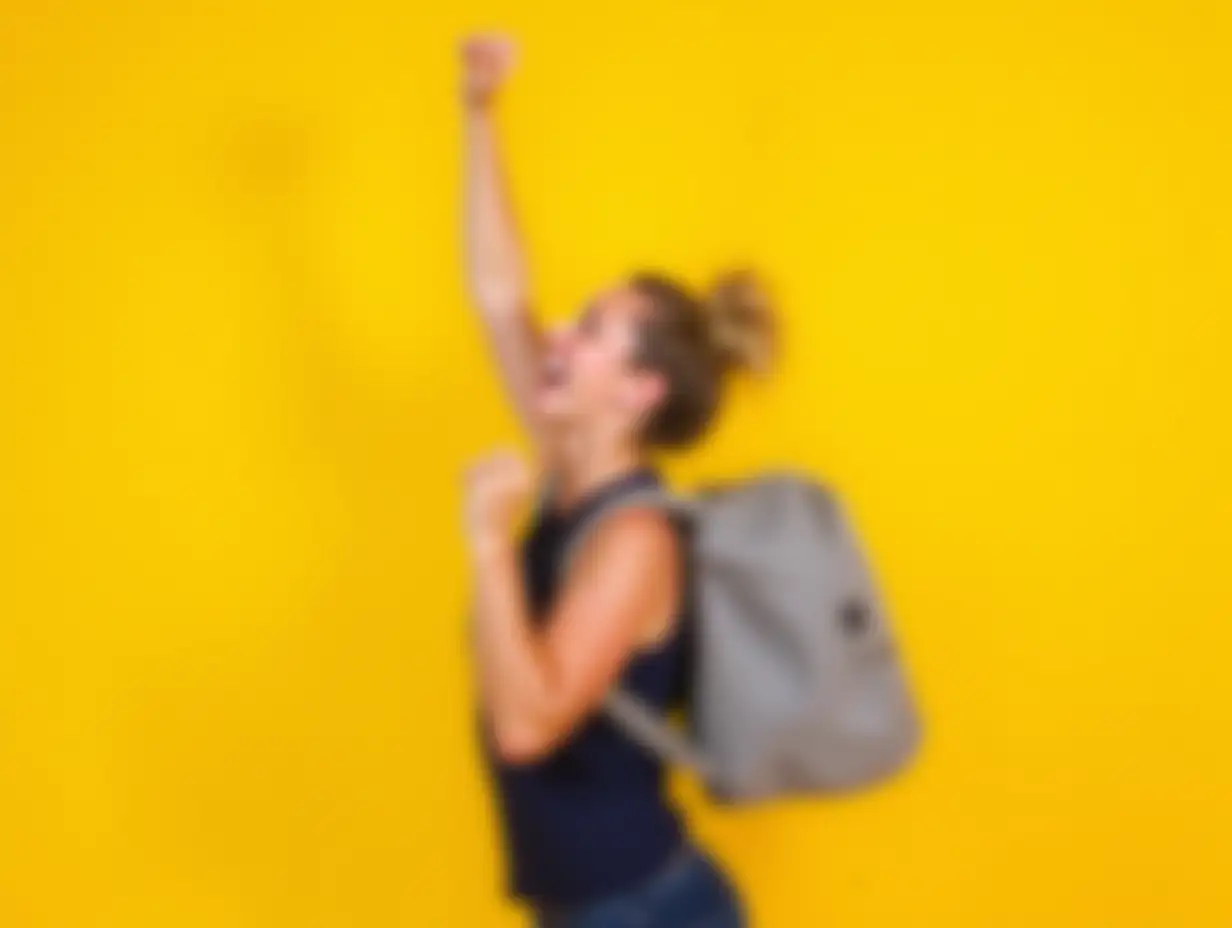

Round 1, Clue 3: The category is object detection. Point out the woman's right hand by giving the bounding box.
[460,34,516,109]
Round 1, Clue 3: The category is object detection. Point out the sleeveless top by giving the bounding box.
[482,465,693,908]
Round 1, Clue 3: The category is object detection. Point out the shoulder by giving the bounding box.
[573,506,680,574]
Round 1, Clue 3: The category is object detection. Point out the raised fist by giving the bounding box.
[460,34,516,109]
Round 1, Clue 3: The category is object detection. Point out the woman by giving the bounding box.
[460,35,773,928]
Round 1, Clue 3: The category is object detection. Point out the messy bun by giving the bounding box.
[703,269,777,377]
[629,267,777,449]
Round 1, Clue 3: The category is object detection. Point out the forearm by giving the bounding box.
[471,538,556,754]
[464,454,678,764]
[463,104,529,318]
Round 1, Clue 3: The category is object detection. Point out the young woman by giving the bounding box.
[459,35,773,928]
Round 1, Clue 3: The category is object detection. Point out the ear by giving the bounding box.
[625,367,668,420]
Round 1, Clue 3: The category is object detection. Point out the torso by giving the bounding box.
[482,465,694,908]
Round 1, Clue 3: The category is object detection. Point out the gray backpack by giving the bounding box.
[562,471,922,804]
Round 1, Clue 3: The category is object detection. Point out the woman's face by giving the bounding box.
[534,282,665,435]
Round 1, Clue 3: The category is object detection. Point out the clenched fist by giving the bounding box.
[460,34,516,109]
[462,450,533,554]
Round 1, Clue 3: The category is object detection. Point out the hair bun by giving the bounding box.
[704,269,777,376]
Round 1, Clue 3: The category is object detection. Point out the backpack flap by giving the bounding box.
[690,473,921,799]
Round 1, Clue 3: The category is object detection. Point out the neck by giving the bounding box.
[551,430,648,511]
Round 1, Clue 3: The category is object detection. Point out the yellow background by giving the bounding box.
[3,1,1230,925]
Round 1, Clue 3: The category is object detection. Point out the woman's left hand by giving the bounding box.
[463,450,533,555]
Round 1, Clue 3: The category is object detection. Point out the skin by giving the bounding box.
[460,35,682,765]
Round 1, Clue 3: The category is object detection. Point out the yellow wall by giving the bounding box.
[3,2,1230,925]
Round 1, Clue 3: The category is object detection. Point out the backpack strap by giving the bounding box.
[557,487,719,786]
[602,688,717,782]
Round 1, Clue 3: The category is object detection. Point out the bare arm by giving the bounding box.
[465,453,680,764]
[460,37,554,458]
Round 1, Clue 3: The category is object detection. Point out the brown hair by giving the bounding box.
[629,268,776,449]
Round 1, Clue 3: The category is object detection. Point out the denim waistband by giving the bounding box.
[533,842,697,921]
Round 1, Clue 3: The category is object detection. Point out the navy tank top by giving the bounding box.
[483,465,692,908]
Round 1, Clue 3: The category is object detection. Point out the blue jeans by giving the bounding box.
[535,846,745,928]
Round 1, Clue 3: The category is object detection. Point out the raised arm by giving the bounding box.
[460,36,553,458]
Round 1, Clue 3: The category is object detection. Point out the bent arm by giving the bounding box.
[471,508,680,764]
